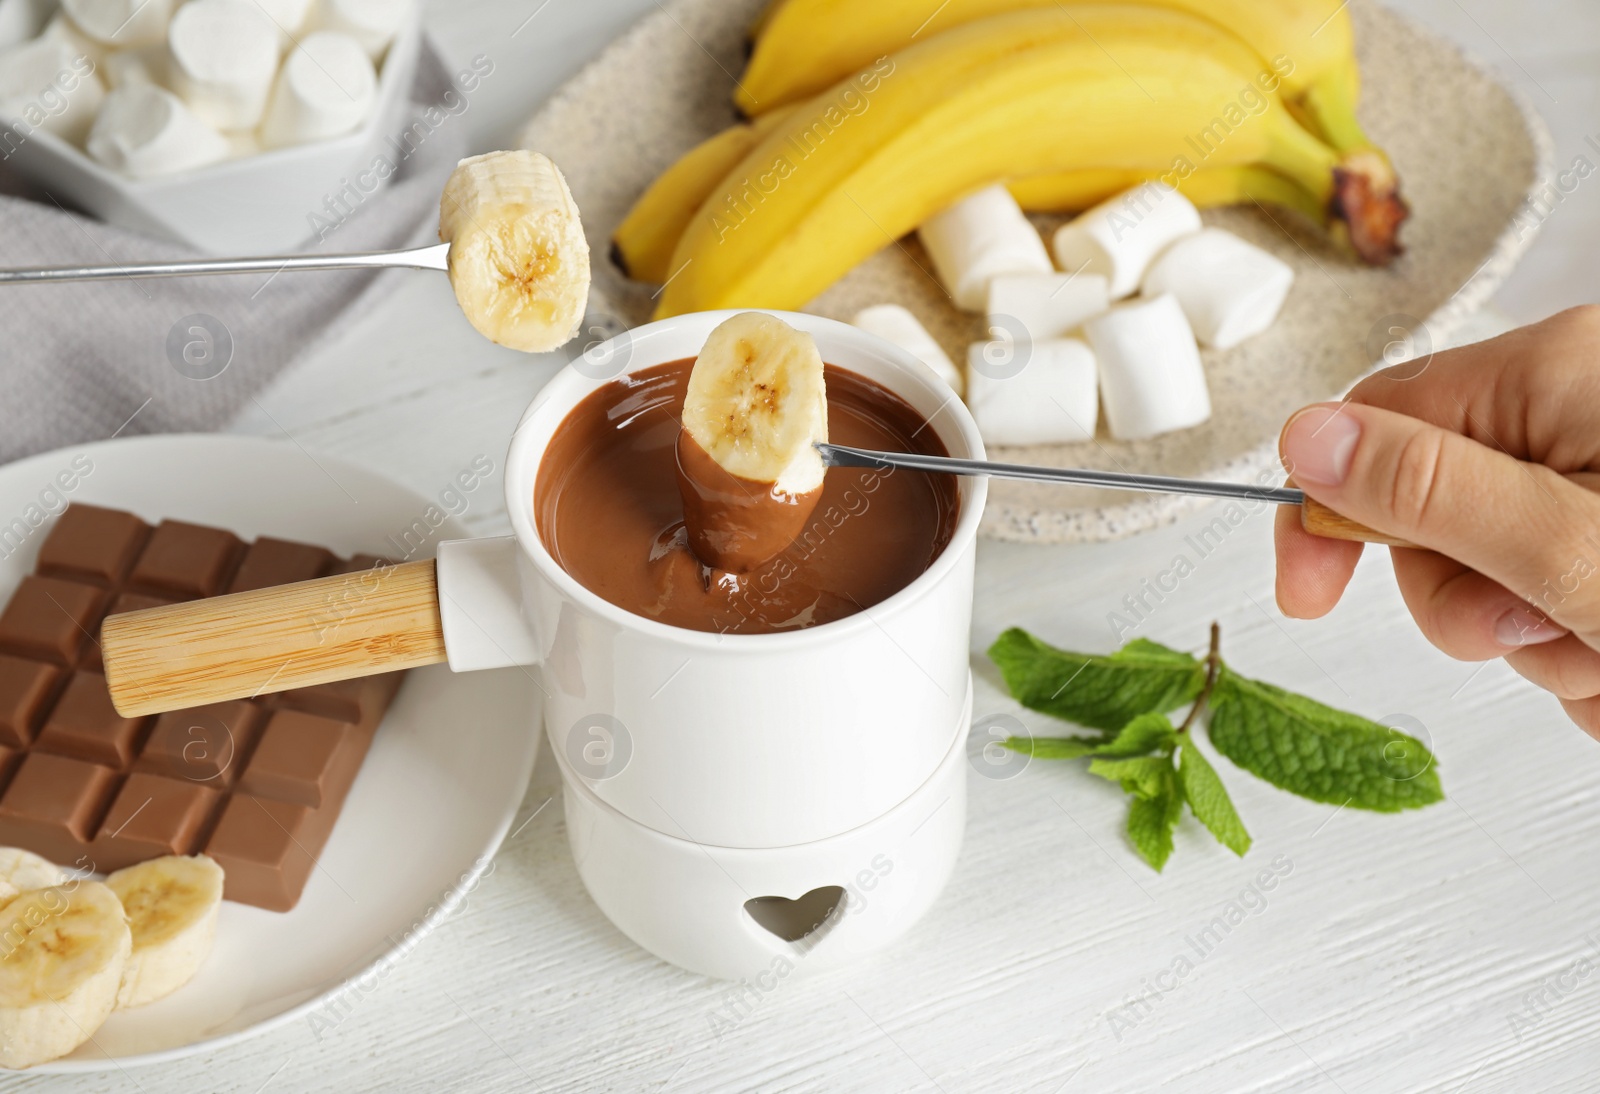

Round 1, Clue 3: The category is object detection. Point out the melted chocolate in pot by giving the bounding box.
[535,360,959,635]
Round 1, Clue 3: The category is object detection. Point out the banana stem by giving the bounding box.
[1267,121,1408,266]
[1294,68,1410,263]
[1327,149,1407,266]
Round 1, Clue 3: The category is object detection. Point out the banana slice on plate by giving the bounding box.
[677,312,829,573]
[0,882,130,1069]
[439,150,591,354]
[106,855,223,1009]
[0,848,67,893]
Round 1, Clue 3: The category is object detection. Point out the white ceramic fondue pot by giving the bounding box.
[102,310,988,981]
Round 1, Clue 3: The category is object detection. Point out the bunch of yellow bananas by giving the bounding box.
[615,2,1407,319]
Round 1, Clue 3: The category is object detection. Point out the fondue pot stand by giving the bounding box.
[102,311,990,981]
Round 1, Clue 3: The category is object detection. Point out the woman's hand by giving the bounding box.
[1275,306,1600,735]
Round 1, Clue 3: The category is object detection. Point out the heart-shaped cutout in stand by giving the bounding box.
[744,886,847,944]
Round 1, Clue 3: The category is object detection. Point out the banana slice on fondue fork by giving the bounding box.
[0,150,592,357]
[676,312,830,573]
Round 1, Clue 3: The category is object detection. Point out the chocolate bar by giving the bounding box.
[0,504,405,911]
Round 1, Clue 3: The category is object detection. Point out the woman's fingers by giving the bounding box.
[1274,498,1362,618]
[1279,401,1600,639]
[1505,635,1600,701]
[1390,548,1566,661]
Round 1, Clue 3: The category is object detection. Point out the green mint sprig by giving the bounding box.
[990,623,1442,870]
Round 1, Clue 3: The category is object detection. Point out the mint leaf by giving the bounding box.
[1121,638,1199,665]
[1097,711,1178,757]
[1207,668,1442,812]
[988,629,1206,731]
[1177,741,1251,855]
[1088,756,1171,799]
[1004,710,1176,760]
[1125,758,1182,870]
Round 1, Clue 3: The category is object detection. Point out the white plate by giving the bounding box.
[0,434,539,1073]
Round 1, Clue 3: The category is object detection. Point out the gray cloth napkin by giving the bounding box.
[0,40,469,462]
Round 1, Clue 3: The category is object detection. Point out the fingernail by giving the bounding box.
[1495,606,1567,648]
[1282,406,1361,486]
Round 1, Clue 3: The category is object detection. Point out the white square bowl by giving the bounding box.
[0,0,422,253]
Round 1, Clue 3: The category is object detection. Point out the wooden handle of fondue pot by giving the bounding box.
[101,559,448,717]
[1299,498,1415,547]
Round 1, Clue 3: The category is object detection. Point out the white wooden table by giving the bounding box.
[11,2,1600,1090]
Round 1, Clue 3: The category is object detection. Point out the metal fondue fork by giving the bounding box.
[814,443,1401,545]
[0,243,450,284]
[815,443,1303,506]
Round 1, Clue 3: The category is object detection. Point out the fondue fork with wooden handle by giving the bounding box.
[100,446,1401,718]
[813,443,1410,548]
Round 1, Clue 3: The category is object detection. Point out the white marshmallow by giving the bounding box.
[87,82,230,177]
[102,44,170,89]
[1085,294,1211,441]
[306,0,406,58]
[254,0,317,45]
[0,0,41,52]
[1052,182,1202,300]
[986,271,1110,343]
[851,304,962,396]
[965,337,1098,446]
[919,184,1052,312]
[167,0,280,131]
[259,31,375,148]
[61,0,175,46]
[0,36,105,144]
[1141,228,1295,350]
[43,12,106,66]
